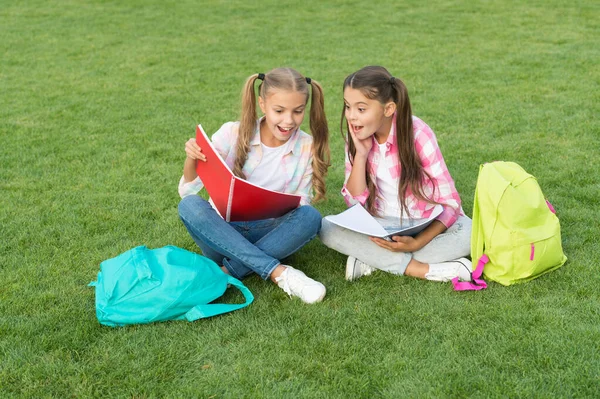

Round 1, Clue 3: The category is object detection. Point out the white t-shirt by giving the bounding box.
[375,142,401,218]
[249,143,288,192]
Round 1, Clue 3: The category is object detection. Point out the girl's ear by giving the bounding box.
[384,101,396,118]
[258,96,266,114]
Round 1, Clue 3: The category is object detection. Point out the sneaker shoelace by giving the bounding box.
[277,269,299,297]
[358,261,374,275]
[282,270,308,296]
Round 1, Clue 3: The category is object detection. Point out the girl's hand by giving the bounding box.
[347,121,373,158]
[370,235,423,253]
[185,138,206,162]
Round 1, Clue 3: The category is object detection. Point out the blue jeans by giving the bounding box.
[178,196,322,280]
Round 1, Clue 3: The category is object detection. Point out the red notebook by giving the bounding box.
[195,124,301,222]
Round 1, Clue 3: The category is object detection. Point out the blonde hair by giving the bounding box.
[235,68,330,202]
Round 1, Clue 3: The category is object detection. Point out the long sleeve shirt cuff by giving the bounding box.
[178,175,203,198]
[341,185,369,207]
[436,206,459,229]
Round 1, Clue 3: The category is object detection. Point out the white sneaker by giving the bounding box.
[345,256,375,281]
[425,258,473,282]
[275,266,326,304]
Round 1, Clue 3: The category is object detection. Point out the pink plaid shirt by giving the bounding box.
[341,115,463,228]
[179,120,315,205]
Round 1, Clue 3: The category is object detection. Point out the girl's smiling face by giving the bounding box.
[258,88,307,147]
[344,87,395,142]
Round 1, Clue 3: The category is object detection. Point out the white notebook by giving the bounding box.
[324,204,443,239]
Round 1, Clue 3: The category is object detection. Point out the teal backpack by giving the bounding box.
[454,162,567,290]
[90,246,254,327]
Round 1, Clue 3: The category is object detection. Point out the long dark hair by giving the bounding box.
[342,66,436,217]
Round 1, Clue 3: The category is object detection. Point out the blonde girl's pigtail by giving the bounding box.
[306,78,330,202]
[234,73,262,179]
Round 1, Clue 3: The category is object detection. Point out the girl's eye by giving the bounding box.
[344,105,350,110]
[295,110,303,114]
[358,108,365,112]
[275,110,282,113]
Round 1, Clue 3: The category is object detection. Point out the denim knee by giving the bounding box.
[178,195,210,221]
[295,205,323,235]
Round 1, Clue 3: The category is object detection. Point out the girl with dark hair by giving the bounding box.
[321,66,472,283]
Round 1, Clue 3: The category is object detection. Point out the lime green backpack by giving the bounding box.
[469,162,567,287]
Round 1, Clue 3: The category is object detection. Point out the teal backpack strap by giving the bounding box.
[184,275,254,321]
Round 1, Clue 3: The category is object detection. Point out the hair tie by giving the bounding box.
[257,73,265,80]
[305,77,312,84]
[390,76,396,85]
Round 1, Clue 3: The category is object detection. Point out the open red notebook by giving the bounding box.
[195,124,301,222]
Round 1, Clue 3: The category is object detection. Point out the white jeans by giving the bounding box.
[320,215,472,275]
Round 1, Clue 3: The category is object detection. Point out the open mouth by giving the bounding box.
[352,125,364,134]
[278,126,294,133]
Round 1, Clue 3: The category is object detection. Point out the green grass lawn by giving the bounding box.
[1,0,599,397]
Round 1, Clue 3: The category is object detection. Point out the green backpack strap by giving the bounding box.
[471,164,486,264]
[471,163,512,263]
[184,275,254,321]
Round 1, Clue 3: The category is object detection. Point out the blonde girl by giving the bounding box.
[320,66,472,282]
[179,68,330,303]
